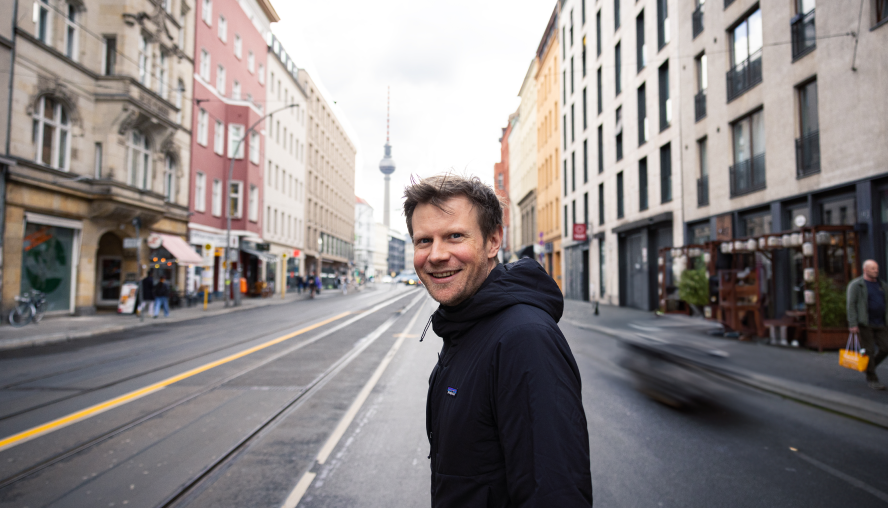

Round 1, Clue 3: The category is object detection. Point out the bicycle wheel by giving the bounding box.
[9,304,32,327]
[32,301,47,323]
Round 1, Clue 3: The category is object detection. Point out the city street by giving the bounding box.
[0,285,887,507]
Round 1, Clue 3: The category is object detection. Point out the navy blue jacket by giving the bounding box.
[426,258,593,507]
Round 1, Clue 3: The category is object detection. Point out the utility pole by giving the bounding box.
[133,217,143,321]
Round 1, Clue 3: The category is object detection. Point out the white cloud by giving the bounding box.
[271,0,557,235]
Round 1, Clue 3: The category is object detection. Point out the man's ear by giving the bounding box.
[486,225,504,260]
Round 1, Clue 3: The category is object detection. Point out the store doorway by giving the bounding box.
[626,232,648,310]
[96,232,123,307]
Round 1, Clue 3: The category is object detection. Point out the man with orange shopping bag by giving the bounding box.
[847,260,888,390]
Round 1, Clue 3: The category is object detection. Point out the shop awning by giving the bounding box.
[241,246,278,263]
[157,234,204,265]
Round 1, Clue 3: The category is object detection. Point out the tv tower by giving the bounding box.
[379,87,396,228]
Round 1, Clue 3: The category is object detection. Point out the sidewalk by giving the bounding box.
[0,284,374,351]
[562,301,888,429]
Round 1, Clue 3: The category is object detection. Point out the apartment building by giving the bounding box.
[0,0,14,306]
[559,0,683,308]
[680,0,888,317]
[4,0,197,315]
[297,69,357,288]
[494,111,516,259]
[511,59,539,261]
[354,196,374,278]
[264,34,307,292]
[536,5,564,291]
[188,0,278,296]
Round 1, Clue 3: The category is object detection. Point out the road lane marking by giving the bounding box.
[790,448,888,503]
[282,294,428,507]
[0,312,351,453]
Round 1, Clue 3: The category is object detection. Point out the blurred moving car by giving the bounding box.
[380,275,393,283]
[394,270,421,286]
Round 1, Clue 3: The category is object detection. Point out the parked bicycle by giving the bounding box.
[9,290,48,327]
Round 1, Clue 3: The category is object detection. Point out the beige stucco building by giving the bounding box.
[297,69,357,287]
[679,0,888,316]
[4,0,195,315]
[510,58,538,261]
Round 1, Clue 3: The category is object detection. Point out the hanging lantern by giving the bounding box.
[734,240,745,252]
[804,290,816,305]
[758,237,767,250]
[703,252,712,264]
[791,232,802,246]
[802,242,814,256]
[782,234,792,247]
[768,236,781,248]
[747,239,758,251]
[804,268,815,282]
[658,256,665,266]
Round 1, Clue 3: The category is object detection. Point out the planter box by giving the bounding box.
[806,328,849,350]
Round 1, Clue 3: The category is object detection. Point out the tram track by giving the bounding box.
[0,289,421,492]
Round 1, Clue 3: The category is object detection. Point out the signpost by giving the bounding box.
[281,253,288,299]
[123,238,140,249]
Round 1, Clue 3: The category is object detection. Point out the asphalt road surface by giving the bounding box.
[0,284,886,507]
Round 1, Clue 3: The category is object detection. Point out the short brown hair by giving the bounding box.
[403,173,504,242]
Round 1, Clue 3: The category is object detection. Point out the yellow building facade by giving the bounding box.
[535,7,562,291]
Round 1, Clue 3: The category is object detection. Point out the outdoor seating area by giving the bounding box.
[659,225,859,350]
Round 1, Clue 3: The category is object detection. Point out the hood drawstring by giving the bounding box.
[419,314,433,342]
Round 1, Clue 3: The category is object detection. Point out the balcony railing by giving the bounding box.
[694,89,706,122]
[726,49,762,102]
[729,153,766,197]
[697,175,709,207]
[796,130,821,178]
[791,9,816,60]
[692,5,704,38]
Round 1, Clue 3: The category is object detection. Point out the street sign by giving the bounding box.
[293,249,301,258]
[123,238,140,249]
[572,224,588,242]
[147,233,163,249]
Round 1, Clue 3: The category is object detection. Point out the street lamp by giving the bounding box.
[317,235,323,288]
[224,103,297,308]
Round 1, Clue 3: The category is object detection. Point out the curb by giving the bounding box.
[566,319,888,430]
[0,287,372,352]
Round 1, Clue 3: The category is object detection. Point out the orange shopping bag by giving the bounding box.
[839,333,869,372]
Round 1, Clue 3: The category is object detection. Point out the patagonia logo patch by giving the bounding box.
[447,387,458,397]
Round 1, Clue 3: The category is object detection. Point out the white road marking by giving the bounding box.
[791,448,888,503]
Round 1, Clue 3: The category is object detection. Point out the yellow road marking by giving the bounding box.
[0,312,351,452]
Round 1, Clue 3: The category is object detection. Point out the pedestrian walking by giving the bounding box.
[341,275,348,295]
[296,275,304,294]
[153,276,171,318]
[139,271,155,317]
[404,174,593,507]
[847,259,888,390]
[308,271,317,299]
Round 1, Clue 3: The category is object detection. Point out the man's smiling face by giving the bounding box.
[412,196,502,306]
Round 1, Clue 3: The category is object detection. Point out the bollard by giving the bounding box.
[593,301,599,316]
[203,287,208,310]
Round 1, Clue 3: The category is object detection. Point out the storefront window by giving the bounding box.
[820,196,856,226]
[21,223,75,312]
[690,222,710,245]
[739,210,772,237]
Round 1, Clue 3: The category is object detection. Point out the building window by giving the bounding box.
[32,97,71,171]
[232,80,241,100]
[614,0,621,30]
[249,131,260,165]
[597,125,604,174]
[138,35,151,86]
[258,64,265,84]
[582,87,587,129]
[65,3,78,60]
[195,172,206,212]
[157,51,168,98]
[571,151,576,191]
[175,80,184,124]
[657,0,670,49]
[796,79,820,177]
[636,11,645,73]
[200,49,211,81]
[658,60,670,131]
[248,51,255,73]
[94,142,102,178]
[212,179,222,216]
[584,192,589,226]
[228,124,245,158]
[791,0,816,59]
[571,104,576,141]
[563,159,568,196]
[178,12,185,47]
[876,0,888,26]
[599,238,606,297]
[728,8,763,102]
[697,137,709,207]
[660,143,672,203]
[102,36,116,75]
[563,70,567,105]
[564,205,569,238]
[497,172,504,189]
[563,114,567,150]
[582,37,587,76]
[615,106,623,161]
[596,10,602,56]
[218,15,227,42]
[127,130,151,190]
[614,42,622,96]
[234,34,242,59]
[598,183,605,225]
[597,67,603,114]
[693,0,705,38]
[637,83,647,145]
[228,182,242,218]
[616,172,624,219]
[35,0,51,44]
[216,65,226,94]
[695,53,707,121]
[197,109,209,146]
[202,0,212,25]
[570,57,575,95]
[214,120,224,154]
[639,157,648,211]
[163,155,175,202]
[249,184,259,222]
[730,109,766,196]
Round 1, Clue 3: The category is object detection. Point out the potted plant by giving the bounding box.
[678,259,710,318]
[807,271,849,350]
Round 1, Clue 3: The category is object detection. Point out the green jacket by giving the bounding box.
[846,276,888,328]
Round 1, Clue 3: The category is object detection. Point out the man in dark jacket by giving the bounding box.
[404,174,593,508]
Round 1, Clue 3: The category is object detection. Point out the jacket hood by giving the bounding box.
[429,257,563,341]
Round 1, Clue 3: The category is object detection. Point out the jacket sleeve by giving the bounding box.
[847,281,859,328]
[492,324,593,507]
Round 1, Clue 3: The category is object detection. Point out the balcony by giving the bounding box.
[697,175,709,207]
[729,153,766,197]
[726,49,762,102]
[694,89,706,122]
[796,130,821,178]
[692,5,704,38]
[791,9,816,60]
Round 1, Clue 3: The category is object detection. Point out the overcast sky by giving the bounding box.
[271,1,557,236]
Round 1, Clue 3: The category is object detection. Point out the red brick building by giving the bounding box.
[494,110,517,258]
[188,0,279,294]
